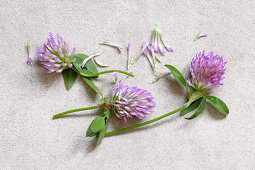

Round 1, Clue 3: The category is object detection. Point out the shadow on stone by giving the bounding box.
[207,102,226,120]
[163,76,185,97]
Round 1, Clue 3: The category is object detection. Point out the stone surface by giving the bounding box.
[0,0,255,169]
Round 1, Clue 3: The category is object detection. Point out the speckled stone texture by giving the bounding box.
[0,0,255,169]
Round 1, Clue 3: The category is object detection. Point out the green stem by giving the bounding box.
[105,101,192,136]
[73,68,134,78]
[53,105,100,119]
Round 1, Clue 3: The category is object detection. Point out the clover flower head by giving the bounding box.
[187,51,226,90]
[37,33,76,73]
[111,80,155,123]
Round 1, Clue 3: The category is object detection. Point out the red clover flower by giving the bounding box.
[37,33,76,73]
[187,51,226,91]
[111,80,155,123]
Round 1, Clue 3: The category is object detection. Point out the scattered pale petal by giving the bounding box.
[81,53,100,68]
[194,33,208,41]
[158,43,166,55]
[27,57,33,66]
[113,73,118,83]
[152,72,171,83]
[127,43,131,70]
[160,37,174,52]
[99,41,122,52]
[148,43,157,69]
[93,57,109,67]
[26,42,32,66]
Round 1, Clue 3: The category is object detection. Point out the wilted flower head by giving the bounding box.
[187,51,226,90]
[111,81,155,123]
[37,33,76,73]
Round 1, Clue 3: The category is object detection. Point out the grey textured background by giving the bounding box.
[1,0,255,169]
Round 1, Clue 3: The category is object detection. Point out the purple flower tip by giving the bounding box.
[27,57,33,66]
[143,48,149,55]
[37,33,76,73]
[154,48,159,53]
[128,43,131,49]
[148,41,153,46]
[167,48,174,52]
[187,51,226,90]
[81,61,85,68]
[111,80,155,123]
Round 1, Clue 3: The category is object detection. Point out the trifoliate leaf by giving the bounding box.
[97,110,110,146]
[82,77,103,96]
[165,65,186,87]
[62,69,78,90]
[91,116,106,132]
[185,97,206,120]
[86,122,99,137]
[206,96,229,116]
[180,98,202,116]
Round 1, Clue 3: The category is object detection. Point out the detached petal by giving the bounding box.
[148,43,158,67]
[153,34,159,53]
[127,43,131,70]
[26,42,32,66]
[160,37,174,52]
[113,73,118,83]
[99,41,122,52]
[81,53,100,68]
[27,57,33,66]
[158,43,166,55]
[152,72,171,83]
[194,33,208,41]
[93,57,109,67]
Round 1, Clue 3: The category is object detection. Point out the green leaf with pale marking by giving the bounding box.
[165,64,186,87]
[62,69,78,90]
[73,54,98,75]
[91,116,106,132]
[180,98,202,116]
[97,110,110,145]
[82,77,102,96]
[186,98,206,120]
[86,123,99,137]
[206,96,229,116]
